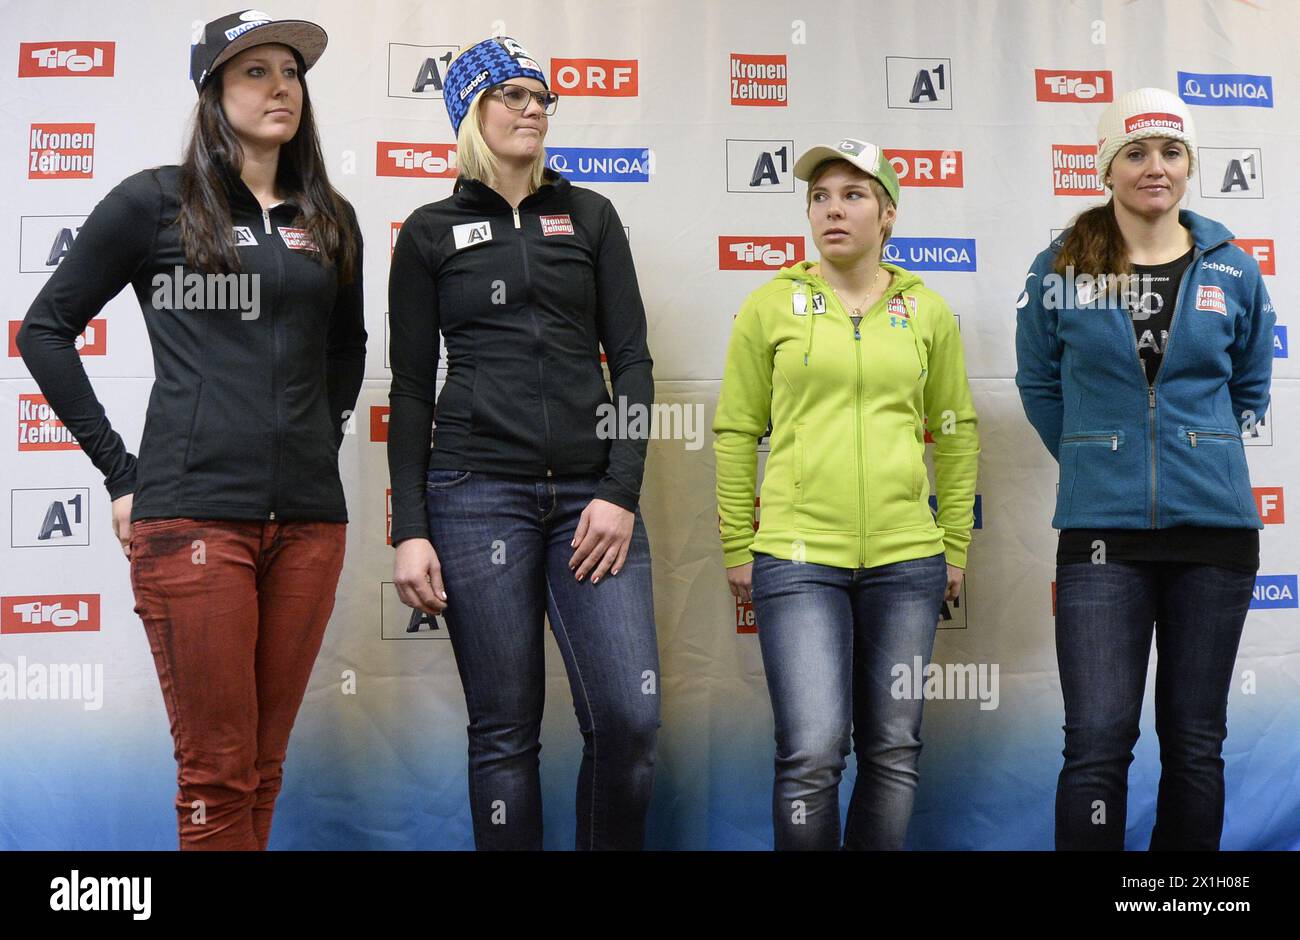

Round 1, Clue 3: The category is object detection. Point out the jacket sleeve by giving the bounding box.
[14,173,159,499]
[923,301,980,569]
[326,200,367,451]
[386,210,441,545]
[1227,269,1276,431]
[712,295,770,568]
[592,199,655,512]
[1014,262,1065,462]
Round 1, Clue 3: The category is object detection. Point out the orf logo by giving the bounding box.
[726,139,795,193]
[1253,487,1284,524]
[376,142,457,178]
[28,123,94,179]
[1,594,100,634]
[18,394,78,451]
[386,43,457,99]
[551,58,637,96]
[18,43,115,77]
[1232,239,1275,275]
[884,149,963,187]
[885,57,952,110]
[1035,69,1112,102]
[1197,148,1263,199]
[718,236,805,271]
[1051,145,1103,195]
[9,318,105,357]
[729,53,787,106]
[370,406,390,443]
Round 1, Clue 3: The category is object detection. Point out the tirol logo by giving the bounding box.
[1035,69,1112,102]
[2,594,100,634]
[376,142,457,178]
[19,215,86,273]
[8,318,105,357]
[1051,145,1103,195]
[18,43,115,77]
[551,58,638,96]
[1253,486,1284,524]
[883,237,977,272]
[726,139,795,193]
[10,487,91,547]
[539,214,574,237]
[370,406,390,443]
[1123,112,1184,134]
[18,394,77,450]
[546,147,650,182]
[387,43,457,99]
[1251,575,1297,610]
[1178,71,1273,108]
[1232,239,1275,275]
[885,57,952,110]
[28,123,94,179]
[718,236,805,271]
[1195,285,1227,315]
[884,149,963,187]
[729,53,787,106]
[1197,147,1262,199]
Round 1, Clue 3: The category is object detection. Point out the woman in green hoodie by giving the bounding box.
[713,139,980,850]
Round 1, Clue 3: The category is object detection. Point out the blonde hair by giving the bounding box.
[454,78,549,192]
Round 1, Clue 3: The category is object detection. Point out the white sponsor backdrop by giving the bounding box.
[1,0,1296,849]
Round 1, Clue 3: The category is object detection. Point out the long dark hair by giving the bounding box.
[1053,200,1128,282]
[177,56,357,281]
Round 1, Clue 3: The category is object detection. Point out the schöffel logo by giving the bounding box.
[885,57,952,110]
[1253,487,1284,524]
[1035,69,1112,102]
[1232,239,1275,275]
[884,149,963,187]
[1051,145,1103,195]
[387,43,457,99]
[370,406,390,442]
[726,139,795,193]
[546,147,650,182]
[28,123,94,179]
[1197,148,1262,199]
[18,215,86,273]
[1,594,100,634]
[18,394,77,451]
[1251,575,1297,610]
[1178,71,1273,108]
[18,43,115,77]
[718,236,805,271]
[1276,325,1289,358]
[882,237,977,272]
[8,318,104,357]
[376,142,457,178]
[10,487,91,547]
[730,53,787,106]
[551,58,638,96]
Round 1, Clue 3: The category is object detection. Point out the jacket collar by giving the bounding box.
[217,160,297,214]
[1179,209,1234,252]
[452,168,568,212]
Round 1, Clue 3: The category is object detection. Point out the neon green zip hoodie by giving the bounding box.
[713,261,979,570]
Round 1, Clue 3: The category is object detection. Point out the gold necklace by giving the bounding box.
[823,266,883,316]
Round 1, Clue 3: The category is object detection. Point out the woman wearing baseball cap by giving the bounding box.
[714,139,979,849]
[387,36,660,850]
[17,10,365,850]
[1016,88,1274,850]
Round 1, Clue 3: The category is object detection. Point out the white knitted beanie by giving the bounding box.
[1096,87,1198,187]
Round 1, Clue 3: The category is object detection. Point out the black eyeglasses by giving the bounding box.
[491,83,559,115]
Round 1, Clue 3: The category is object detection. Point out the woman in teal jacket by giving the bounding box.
[1016,88,1275,850]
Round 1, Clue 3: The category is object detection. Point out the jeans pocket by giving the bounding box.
[426,469,473,489]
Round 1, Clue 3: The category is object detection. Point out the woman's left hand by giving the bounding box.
[945,563,965,603]
[570,498,634,584]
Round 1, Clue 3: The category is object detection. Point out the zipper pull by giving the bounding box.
[513,207,521,229]
[1189,431,1197,448]
[1148,386,1156,410]
[1111,434,1118,451]
[262,207,272,235]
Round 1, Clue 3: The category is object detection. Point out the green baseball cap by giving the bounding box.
[794,138,900,207]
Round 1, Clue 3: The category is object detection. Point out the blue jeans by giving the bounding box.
[751,550,947,850]
[1054,561,1254,850]
[425,469,660,850]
